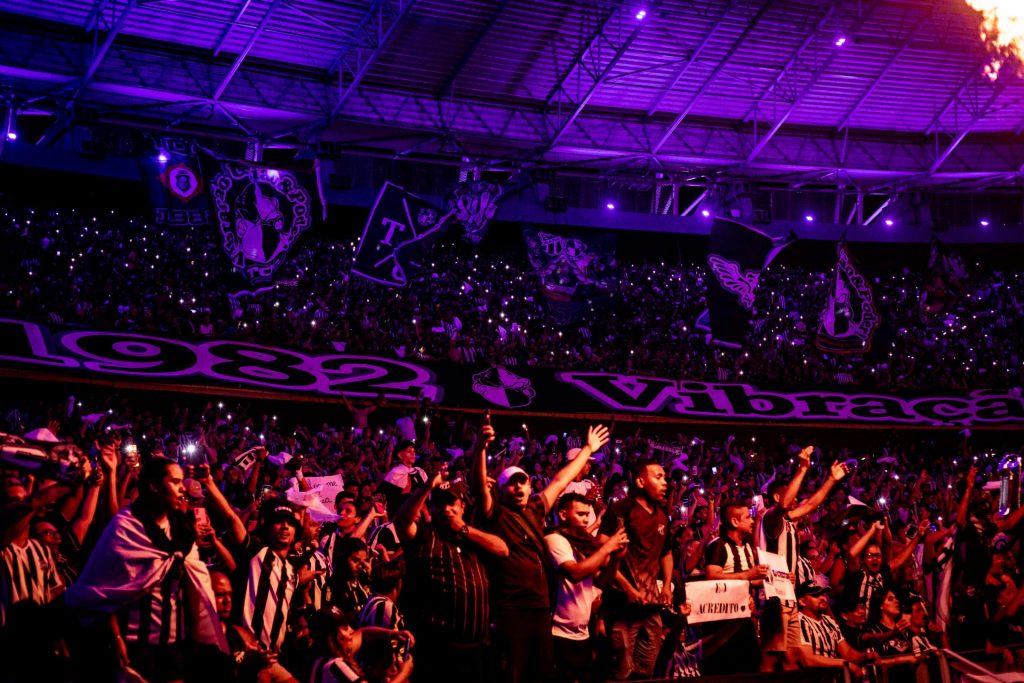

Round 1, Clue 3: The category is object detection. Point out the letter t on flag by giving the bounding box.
[352,182,454,287]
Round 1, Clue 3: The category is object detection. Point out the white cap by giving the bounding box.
[497,466,529,488]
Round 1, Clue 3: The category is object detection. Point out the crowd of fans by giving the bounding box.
[2,207,1022,390]
[1,393,1022,682]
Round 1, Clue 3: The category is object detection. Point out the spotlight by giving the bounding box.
[701,209,711,217]
[157,151,169,163]
[605,202,616,210]
[884,219,894,227]
[834,35,847,47]
[980,219,990,227]
[4,107,15,141]
[804,214,814,222]
[267,169,280,180]
[635,8,647,20]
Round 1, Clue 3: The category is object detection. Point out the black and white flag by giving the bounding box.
[816,240,879,353]
[142,137,210,228]
[202,154,325,284]
[698,218,790,347]
[447,180,503,244]
[352,182,454,287]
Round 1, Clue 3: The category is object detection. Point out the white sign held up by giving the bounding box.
[760,550,797,603]
[686,580,751,624]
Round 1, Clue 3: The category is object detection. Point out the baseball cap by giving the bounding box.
[497,466,529,488]
[182,478,205,502]
[266,502,302,532]
[796,582,828,599]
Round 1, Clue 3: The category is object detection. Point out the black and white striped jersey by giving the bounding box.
[0,538,63,628]
[242,547,297,651]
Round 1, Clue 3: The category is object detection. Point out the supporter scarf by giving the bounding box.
[64,506,229,653]
[556,526,601,558]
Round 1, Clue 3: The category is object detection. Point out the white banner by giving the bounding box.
[760,550,796,602]
[686,579,751,624]
[287,474,345,523]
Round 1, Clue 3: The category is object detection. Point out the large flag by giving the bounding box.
[921,237,967,323]
[352,182,454,287]
[141,137,210,228]
[816,240,880,353]
[447,179,503,244]
[698,218,790,347]
[202,153,325,284]
[523,228,615,324]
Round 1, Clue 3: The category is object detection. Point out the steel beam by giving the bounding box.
[82,0,138,85]
[651,0,776,155]
[835,8,934,131]
[744,1,882,164]
[213,0,284,101]
[545,7,648,148]
[437,0,510,97]
[212,0,254,58]
[646,0,738,117]
[328,0,416,118]
[929,82,1008,174]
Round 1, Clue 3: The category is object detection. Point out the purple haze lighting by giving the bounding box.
[157,152,169,163]
[804,214,814,222]
[635,8,647,20]
[605,202,616,210]
[701,209,711,217]
[980,219,990,227]
[884,219,894,227]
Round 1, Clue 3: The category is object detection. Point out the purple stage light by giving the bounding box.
[5,131,15,141]
[980,219,990,227]
[267,169,280,179]
[884,219,894,227]
[605,202,616,210]
[804,214,814,222]
[635,9,647,20]
[834,36,847,47]
[157,152,169,163]
[701,209,711,217]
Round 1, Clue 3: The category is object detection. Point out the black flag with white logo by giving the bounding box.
[698,218,790,347]
[816,240,879,353]
[142,137,210,228]
[352,182,454,287]
[447,180,503,244]
[202,154,325,284]
[523,227,616,324]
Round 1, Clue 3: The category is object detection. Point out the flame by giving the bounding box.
[964,1,1024,78]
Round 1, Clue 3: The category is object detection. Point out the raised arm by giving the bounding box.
[540,425,609,513]
[199,470,247,545]
[954,465,977,527]
[847,522,881,571]
[471,425,496,519]
[790,460,848,521]
[890,521,928,571]
[780,446,814,510]
[394,469,443,542]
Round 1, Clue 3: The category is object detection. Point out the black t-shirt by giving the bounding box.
[599,497,670,601]
[483,496,550,611]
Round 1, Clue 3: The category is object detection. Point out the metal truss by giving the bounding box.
[741,0,881,165]
[327,0,416,118]
[1,17,1023,190]
[542,4,648,149]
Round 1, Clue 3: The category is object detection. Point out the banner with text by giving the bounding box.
[142,137,211,228]
[1,319,1022,428]
[685,579,752,624]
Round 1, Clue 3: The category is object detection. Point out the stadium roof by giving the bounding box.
[2,0,1024,191]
